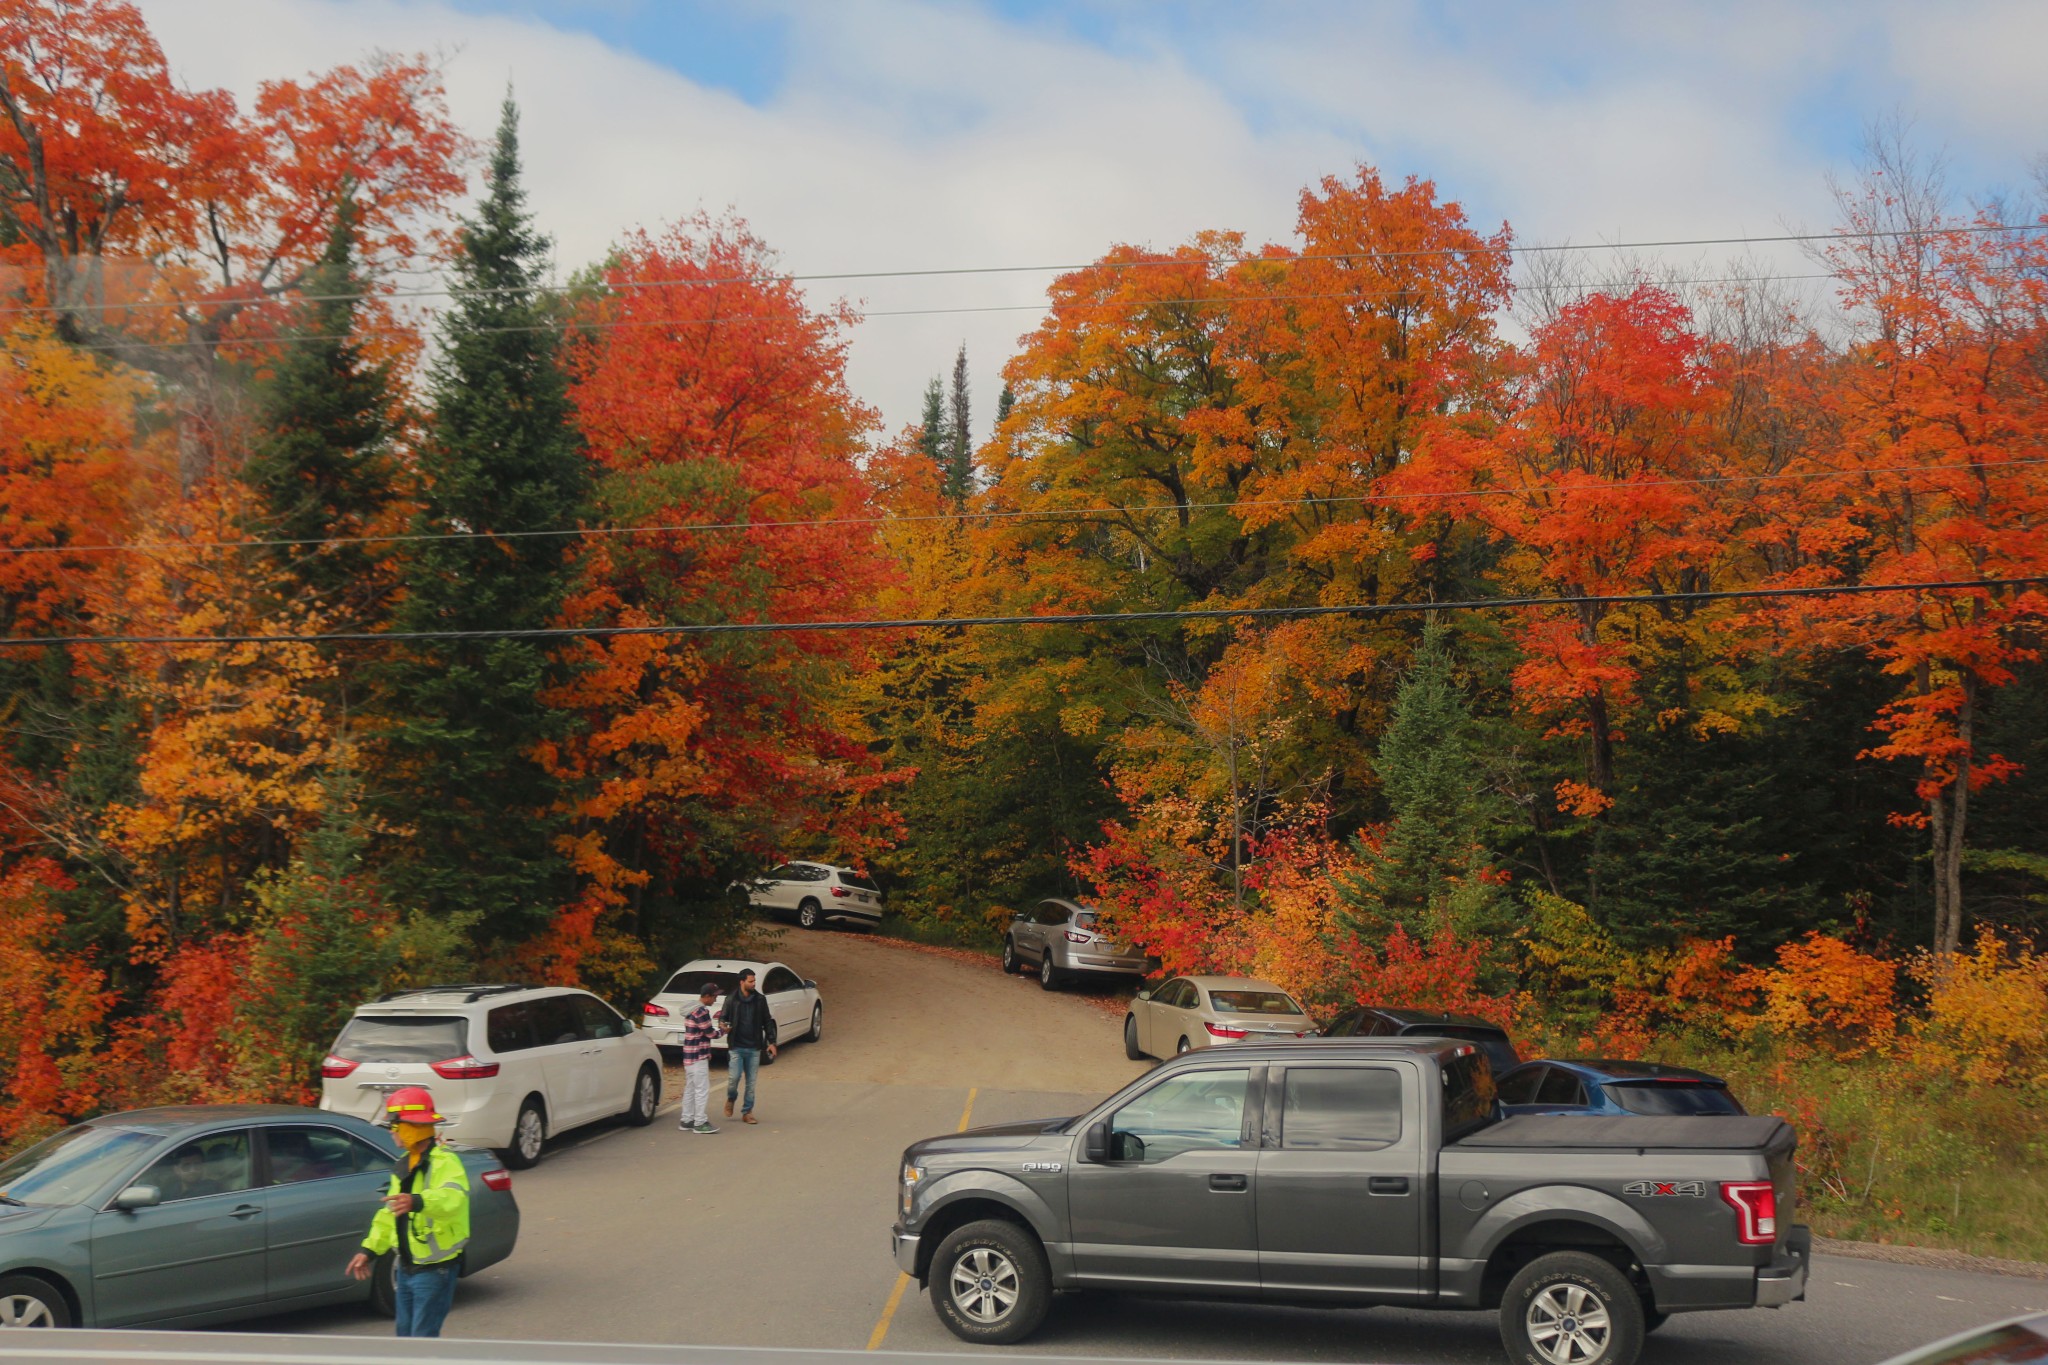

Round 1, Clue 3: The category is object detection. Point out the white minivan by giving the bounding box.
[320,984,664,1168]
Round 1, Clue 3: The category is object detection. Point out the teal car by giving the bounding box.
[0,1104,519,1329]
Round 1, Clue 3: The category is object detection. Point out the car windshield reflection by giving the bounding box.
[0,1126,162,1207]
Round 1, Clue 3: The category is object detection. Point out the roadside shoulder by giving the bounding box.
[1817,1235,2048,1281]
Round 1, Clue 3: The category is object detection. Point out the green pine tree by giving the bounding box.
[242,196,397,627]
[944,344,973,504]
[994,382,1015,427]
[1338,625,1514,952]
[374,97,588,950]
[917,377,945,477]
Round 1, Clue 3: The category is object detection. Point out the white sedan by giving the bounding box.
[639,959,823,1060]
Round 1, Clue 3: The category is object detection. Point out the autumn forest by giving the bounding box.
[3,2,2047,1253]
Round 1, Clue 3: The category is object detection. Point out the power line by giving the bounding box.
[14,578,2041,651]
[13,457,2043,559]
[6,221,2041,319]
[49,267,1855,356]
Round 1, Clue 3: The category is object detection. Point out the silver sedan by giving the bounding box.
[1122,974,1318,1059]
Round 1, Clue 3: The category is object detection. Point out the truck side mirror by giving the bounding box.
[1084,1121,1108,1163]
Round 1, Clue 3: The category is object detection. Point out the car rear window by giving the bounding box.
[663,969,741,998]
[1207,990,1303,1016]
[332,1015,468,1063]
[0,1125,161,1206]
[1073,911,1099,931]
[1607,1082,1745,1115]
[839,871,880,892]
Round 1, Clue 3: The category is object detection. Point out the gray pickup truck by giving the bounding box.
[891,1038,1809,1365]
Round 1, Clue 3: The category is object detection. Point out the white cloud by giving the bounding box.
[133,0,2046,439]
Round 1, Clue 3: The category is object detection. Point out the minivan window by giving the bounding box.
[0,1126,160,1206]
[572,994,628,1040]
[332,1015,468,1063]
[529,994,585,1046]
[1281,1067,1403,1150]
[664,969,740,999]
[1207,989,1303,1016]
[487,1000,537,1053]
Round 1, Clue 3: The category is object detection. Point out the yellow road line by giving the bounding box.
[866,1086,983,1352]
[867,1273,912,1350]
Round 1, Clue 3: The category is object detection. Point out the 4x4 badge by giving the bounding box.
[1021,1161,1064,1174]
[1624,1180,1705,1197]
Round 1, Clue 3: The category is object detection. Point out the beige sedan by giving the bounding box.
[1122,974,1318,1060]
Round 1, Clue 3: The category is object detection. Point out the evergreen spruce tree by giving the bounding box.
[944,344,973,504]
[994,382,1015,427]
[243,197,397,627]
[1337,625,1514,953]
[375,98,588,949]
[917,376,946,478]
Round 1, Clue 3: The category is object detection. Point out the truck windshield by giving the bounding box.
[1208,990,1303,1016]
[1607,1082,1745,1115]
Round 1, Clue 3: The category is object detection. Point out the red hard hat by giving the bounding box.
[384,1086,446,1124]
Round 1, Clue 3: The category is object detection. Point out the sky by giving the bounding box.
[136,0,2048,440]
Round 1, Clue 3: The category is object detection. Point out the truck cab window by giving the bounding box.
[1107,1069,1249,1164]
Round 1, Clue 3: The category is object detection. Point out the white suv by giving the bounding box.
[319,984,664,1168]
[741,861,884,929]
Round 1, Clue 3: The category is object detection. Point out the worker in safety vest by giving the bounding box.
[346,1086,472,1338]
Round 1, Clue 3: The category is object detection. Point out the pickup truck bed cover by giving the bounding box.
[1454,1114,1793,1150]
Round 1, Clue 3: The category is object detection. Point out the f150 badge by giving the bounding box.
[1624,1180,1705,1197]
[1021,1161,1064,1174]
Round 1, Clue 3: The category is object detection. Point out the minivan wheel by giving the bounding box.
[0,1274,70,1328]
[503,1098,547,1169]
[929,1218,1051,1345]
[1038,953,1060,991]
[1501,1250,1643,1365]
[1001,937,1019,973]
[625,1064,660,1125]
[1123,1015,1145,1061]
[797,898,822,929]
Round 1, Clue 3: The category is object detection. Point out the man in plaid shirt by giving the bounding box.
[678,981,722,1134]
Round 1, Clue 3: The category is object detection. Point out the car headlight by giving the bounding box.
[900,1162,925,1219]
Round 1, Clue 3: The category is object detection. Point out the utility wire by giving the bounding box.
[5,221,2042,319]
[14,578,2042,651]
[48,269,1852,355]
[11,456,2044,559]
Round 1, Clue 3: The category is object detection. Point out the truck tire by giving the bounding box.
[1501,1251,1644,1365]
[1124,1015,1145,1060]
[928,1218,1051,1345]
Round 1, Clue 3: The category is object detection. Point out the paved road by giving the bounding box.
[261,926,2048,1363]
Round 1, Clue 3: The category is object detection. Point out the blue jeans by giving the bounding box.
[393,1261,458,1338]
[726,1047,761,1114]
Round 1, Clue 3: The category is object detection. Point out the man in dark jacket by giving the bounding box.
[721,969,778,1123]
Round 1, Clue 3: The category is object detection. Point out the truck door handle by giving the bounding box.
[1209,1173,1249,1193]
[1368,1176,1410,1195]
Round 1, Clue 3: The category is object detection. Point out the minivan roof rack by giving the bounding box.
[372,982,529,1004]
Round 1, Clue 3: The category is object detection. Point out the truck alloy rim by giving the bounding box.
[950,1248,1020,1323]
[0,1293,55,1327]
[1526,1283,1611,1364]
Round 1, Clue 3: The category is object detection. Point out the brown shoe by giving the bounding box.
[724,1099,734,1118]
[742,1113,758,1124]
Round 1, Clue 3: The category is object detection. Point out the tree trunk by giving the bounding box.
[1929,672,1975,956]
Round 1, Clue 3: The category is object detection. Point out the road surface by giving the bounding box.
[262,925,2047,1363]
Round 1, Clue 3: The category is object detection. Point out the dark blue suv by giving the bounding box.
[1497,1057,1746,1116]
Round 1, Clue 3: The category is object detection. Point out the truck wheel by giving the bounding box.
[0,1273,70,1327]
[1501,1251,1644,1365]
[1124,1015,1145,1060]
[929,1219,1051,1345]
[1643,1309,1669,1334]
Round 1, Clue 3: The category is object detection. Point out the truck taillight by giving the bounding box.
[643,1002,670,1016]
[320,1055,359,1079]
[430,1054,500,1080]
[1721,1181,1777,1244]
[480,1168,513,1192]
[1205,1022,1248,1040]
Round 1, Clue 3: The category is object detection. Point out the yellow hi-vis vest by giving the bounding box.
[362,1143,471,1267]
